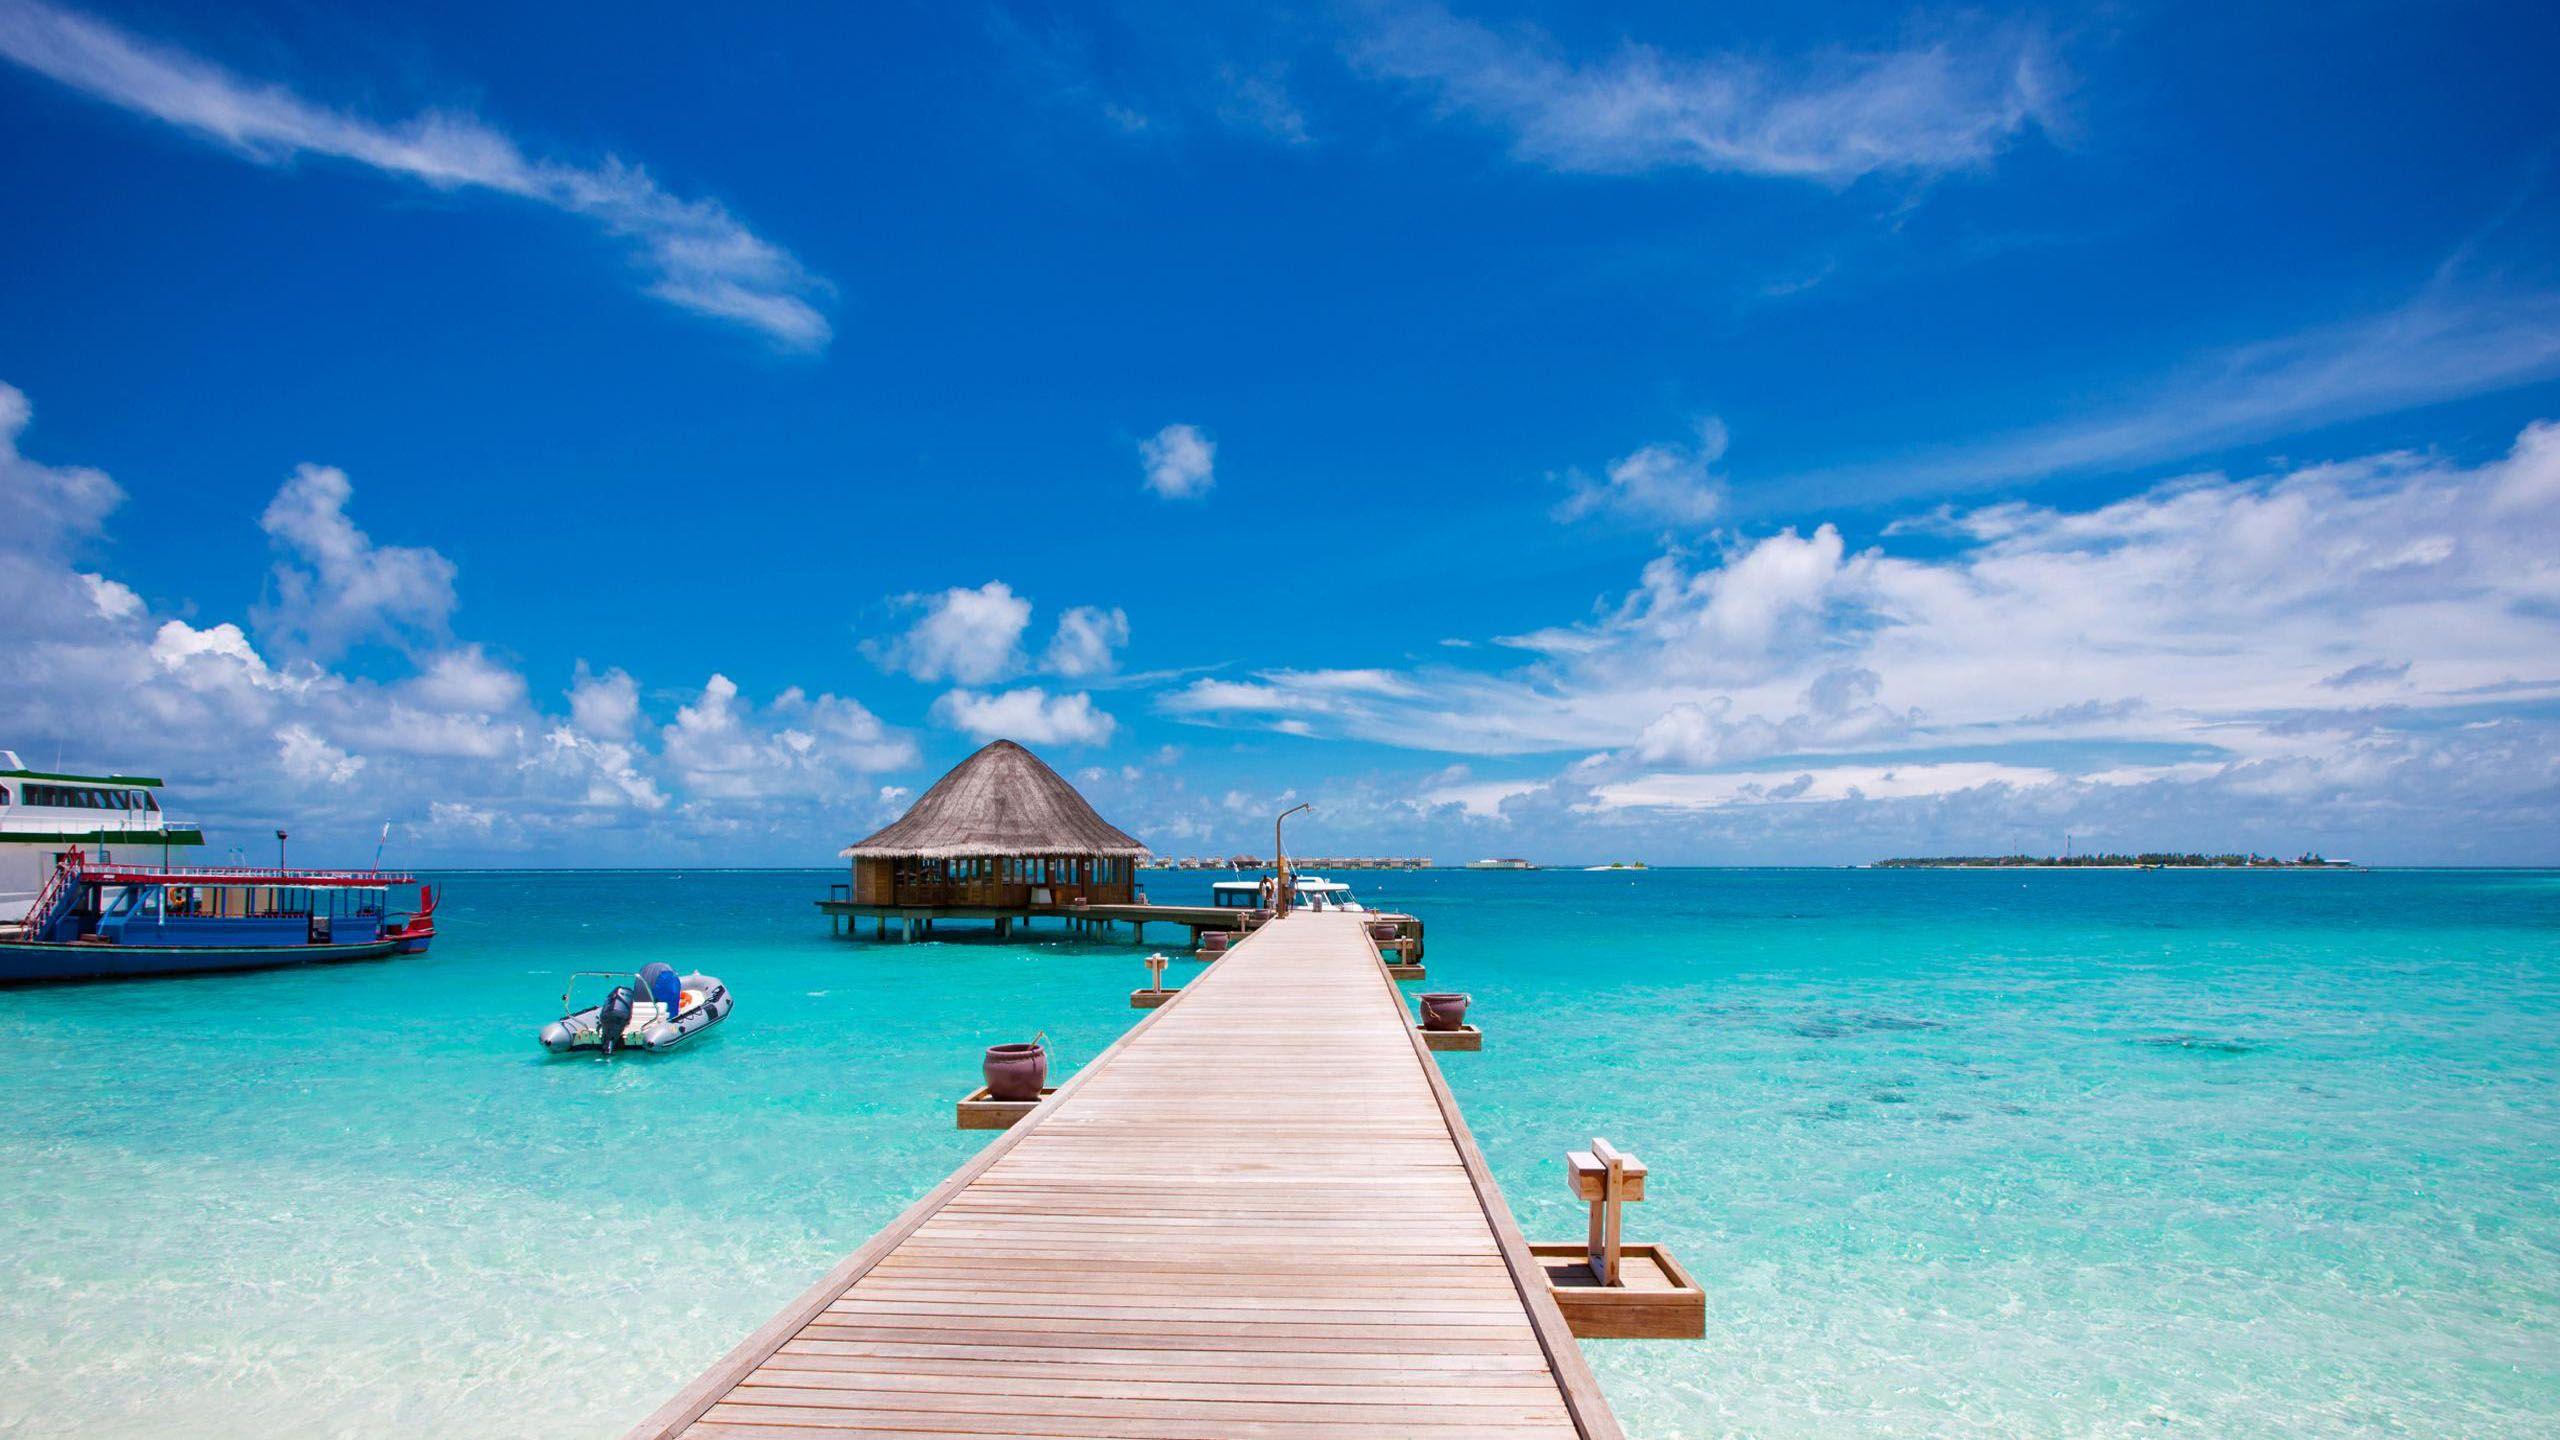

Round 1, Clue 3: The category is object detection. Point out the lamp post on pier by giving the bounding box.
[1273,803,1311,916]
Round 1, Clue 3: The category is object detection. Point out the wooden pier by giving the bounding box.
[818,894,1425,961]
[628,910,1620,1439]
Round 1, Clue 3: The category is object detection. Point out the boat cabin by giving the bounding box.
[0,750,203,924]
[22,860,416,948]
[1212,877,1366,913]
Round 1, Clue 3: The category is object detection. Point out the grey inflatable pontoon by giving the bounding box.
[540,968,732,1055]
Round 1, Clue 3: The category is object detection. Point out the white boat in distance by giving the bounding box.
[1210,876,1368,912]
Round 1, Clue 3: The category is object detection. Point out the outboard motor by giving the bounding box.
[638,962,682,1016]
[596,984,635,1055]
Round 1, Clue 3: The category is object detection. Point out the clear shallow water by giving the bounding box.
[2,868,2554,1437]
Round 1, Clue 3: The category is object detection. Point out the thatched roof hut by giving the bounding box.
[841,740,1146,908]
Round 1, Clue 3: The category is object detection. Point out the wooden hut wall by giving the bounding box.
[852,857,896,904]
[865,854,1136,908]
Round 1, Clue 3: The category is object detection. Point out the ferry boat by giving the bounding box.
[1210,876,1370,913]
[1464,857,1539,871]
[0,751,435,983]
[0,750,202,924]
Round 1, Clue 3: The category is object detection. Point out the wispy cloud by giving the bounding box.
[1783,274,2560,505]
[1348,1,2057,184]
[985,7,1314,147]
[1557,418,1729,525]
[0,0,830,350]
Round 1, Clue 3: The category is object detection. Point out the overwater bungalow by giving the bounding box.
[831,740,1148,938]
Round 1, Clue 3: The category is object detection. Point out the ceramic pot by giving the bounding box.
[1368,922,1401,943]
[1419,993,1471,1032]
[983,1042,1047,1101]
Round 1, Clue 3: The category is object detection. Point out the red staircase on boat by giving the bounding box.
[17,848,84,941]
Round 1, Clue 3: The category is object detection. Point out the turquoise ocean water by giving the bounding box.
[2,867,2554,1437]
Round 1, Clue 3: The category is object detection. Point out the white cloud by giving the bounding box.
[661,674,915,803]
[1155,419,2560,856]
[275,723,364,785]
[256,463,457,658]
[566,664,642,741]
[1557,419,1728,525]
[0,0,829,349]
[870,581,1034,684]
[1350,2,2056,184]
[0,379,916,859]
[0,380,119,546]
[150,618,275,684]
[1044,604,1131,678]
[1140,423,1216,498]
[80,572,141,620]
[405,646,527,714]
[931,687,1118,746]
[1631,667,1911,767]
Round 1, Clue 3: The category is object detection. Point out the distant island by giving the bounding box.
[1873,852,2358,869]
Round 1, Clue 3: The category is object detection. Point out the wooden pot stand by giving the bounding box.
[1534,1138,1704,1339]
[1416,1023,1482,1051]
[957,1085,1057,1130]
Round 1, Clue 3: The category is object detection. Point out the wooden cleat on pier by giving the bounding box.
[1384,961,1426,980]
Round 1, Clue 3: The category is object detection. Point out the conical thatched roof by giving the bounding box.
[843,740,1147,860]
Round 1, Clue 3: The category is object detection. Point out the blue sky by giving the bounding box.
[4,0,2558,865]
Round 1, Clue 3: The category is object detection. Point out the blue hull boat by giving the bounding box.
[0,935,416,984]
[0,849,436,985]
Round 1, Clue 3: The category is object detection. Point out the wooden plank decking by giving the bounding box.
[628,910,1618,1440]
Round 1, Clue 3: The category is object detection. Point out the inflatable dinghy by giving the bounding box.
[541,962,731,1054]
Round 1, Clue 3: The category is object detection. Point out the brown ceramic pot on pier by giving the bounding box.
[1419,993,1471,1032]
[983,1042,1047,1101]
[1368,921,1401,944]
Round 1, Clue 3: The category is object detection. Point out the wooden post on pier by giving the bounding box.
[1576,1138,1638,1286]
[1531,1138,1704,1339]
[1131,950,1173,1008]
